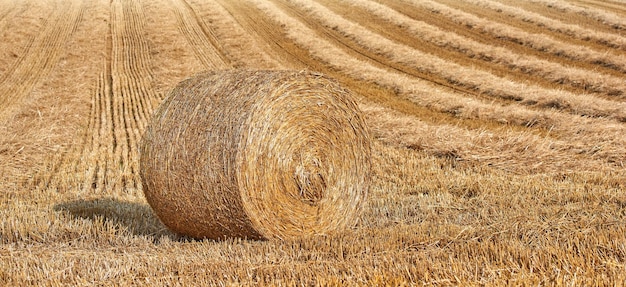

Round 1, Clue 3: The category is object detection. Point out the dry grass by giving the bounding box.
[1,0,625,285]
[397,0,626,73]
[292,0,626,112]
[343,0,626,92]
[428,0,626,50]
[503,0,626,35]
[246,0,625,172]
[140,70,370,240]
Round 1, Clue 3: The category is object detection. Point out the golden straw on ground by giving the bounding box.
[140,70,371,240]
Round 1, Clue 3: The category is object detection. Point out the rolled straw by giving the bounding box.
[140,70,371,240]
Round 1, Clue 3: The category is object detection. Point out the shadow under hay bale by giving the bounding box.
[140,70,371,240]
[53,198,173,239]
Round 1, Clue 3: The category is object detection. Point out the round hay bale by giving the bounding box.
[140,70,371,240]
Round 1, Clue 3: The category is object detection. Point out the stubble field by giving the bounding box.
[0,0,625,285]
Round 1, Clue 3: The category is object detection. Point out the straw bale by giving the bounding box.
[140,70,371,240]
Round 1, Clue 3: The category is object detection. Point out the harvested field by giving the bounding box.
[0,0,624,285]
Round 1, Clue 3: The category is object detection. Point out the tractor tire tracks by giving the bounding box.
[0,0,85,118]
[169,0,230,69]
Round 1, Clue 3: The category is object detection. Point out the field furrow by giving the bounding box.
[30,2,108,195]
[108,0,160,191]
[43,0,162,194]
[0,2,43,83]
[0,2,50,102]
[0,0,84,118]
[83,72,110,193]
[183,0,277,69]
[109,0,132,192]
[58,70,114,195]
[169,0,230,69]
[213,0,309,69]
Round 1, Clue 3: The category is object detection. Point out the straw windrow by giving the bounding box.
[140,70,371,240]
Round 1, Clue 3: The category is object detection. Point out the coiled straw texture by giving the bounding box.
[140,70,371,240]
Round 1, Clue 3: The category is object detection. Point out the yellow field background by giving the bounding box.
[1,0,624,285]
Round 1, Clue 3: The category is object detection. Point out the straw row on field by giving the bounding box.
[194,0,602,174]
[262,0,623,135]
[524,0,626,31]
[343,0,626,92]
[393,0,626,69]
[287,0,625,119]
[423,0,626,51]
[149,0,626,173]
[246,0,625,171]
[251,0,534,125]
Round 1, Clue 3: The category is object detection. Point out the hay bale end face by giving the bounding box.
[140,70,371,240]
